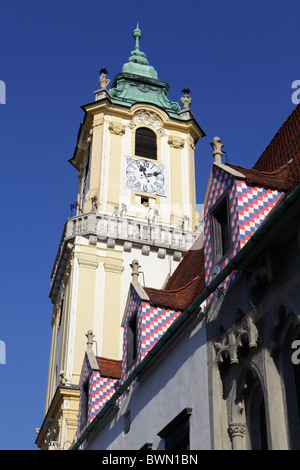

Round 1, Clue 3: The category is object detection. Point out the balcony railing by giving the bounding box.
[49,212,201,303]
[65,212,198,251]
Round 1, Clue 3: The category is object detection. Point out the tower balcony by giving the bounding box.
[49,211,201,304]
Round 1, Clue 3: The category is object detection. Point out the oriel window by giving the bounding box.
[135,127,157,160]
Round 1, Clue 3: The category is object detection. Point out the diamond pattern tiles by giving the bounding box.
[204,165,283,305]
[121,284,181,384]
[139,303,180,358]
[236,181,282,246]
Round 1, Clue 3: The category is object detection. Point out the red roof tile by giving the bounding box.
[226,103,300,193]
[225,161,293,191]
[96,357,122,379]
[164,246,204,291]
[144,273,205,311]
[253,103,300,175]
[143,246,205,311]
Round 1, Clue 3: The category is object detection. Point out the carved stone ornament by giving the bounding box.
[213,315,259,365]
[168,135,185,149]
[129,110,165,136]
[180,93,192,110]
[228,423,246,439]
[99,72,110,90]
[210,136,224,164]
[108,122,126,135]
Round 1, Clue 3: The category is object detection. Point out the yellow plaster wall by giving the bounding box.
[168,132,184,226]
[83,113,104,213]
[71,244,99,384]
[187,136,197,230]
[102,248,124,359]
[106,118,124,209]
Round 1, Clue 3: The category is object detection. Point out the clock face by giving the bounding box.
[125,157,166,196]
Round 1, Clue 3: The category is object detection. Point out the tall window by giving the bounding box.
[127,310,138,370]
[243,371,268,450]
[135,127,157,160]
[81,379,89,428]
[158,408,192,451]
[210,191,232,264]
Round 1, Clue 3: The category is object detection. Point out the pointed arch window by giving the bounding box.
[135,127,157,160]
[243,370,268,450]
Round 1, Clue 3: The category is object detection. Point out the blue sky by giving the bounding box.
[0,0,299,450]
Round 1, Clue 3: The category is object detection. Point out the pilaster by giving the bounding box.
[84,115,104,212]
[102,248,124,359]
[71,244,100,384]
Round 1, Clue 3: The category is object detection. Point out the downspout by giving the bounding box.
[71,183,300,450]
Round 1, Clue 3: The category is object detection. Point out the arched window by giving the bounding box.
[243,370,268,450]
[281,324,300,448]
[135,127,157,160]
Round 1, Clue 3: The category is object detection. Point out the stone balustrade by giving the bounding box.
[49,212,201,303]
[65,212,198,250]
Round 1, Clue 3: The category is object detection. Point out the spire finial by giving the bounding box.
[130,259,140,285]
[86,329,94,352]
[210,137,224,164]
[133,23,142,51]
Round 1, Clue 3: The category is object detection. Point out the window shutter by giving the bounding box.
[135,127,157,160]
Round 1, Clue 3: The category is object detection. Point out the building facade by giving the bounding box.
[36,26,204,450]
[72,104,300,450]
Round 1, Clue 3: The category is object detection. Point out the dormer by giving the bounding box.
[76,331,122,446]
[203,137,285,304]
[121,260,182,381]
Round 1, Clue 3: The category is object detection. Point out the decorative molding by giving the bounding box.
[129,110,165,137]
[213,314,259,365]
[188,136,195,150]
[92,117,104,129]
[168,135,185,149]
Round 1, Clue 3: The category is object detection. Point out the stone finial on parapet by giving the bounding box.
[86,330,94,352]
[210,136,224,164]
[98,68,110,90]
[130,259,140,286]
[180,88,192,110]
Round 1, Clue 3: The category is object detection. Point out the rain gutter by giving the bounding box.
[71,183,300,450]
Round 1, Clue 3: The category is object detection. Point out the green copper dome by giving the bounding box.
[109,25,181,118]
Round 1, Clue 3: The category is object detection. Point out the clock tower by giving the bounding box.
[36,25,205,450]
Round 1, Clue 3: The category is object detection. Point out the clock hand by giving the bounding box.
[145,172,161,177]
[139,164,149,182]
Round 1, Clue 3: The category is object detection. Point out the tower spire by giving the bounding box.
[133,23,142,51]
[127,23,149,67]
